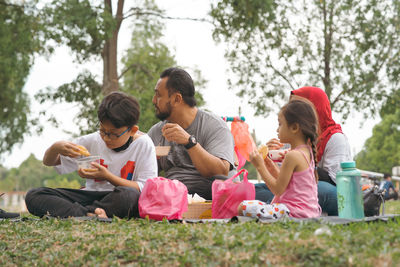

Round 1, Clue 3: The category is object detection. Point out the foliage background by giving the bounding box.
[210,0,400,120]
[1,0,400,187]
[0,1,45,156]
[0,155,83,191]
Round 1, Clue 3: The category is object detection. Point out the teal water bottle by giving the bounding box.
[336,161,365,219]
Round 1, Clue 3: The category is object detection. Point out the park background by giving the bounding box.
[1,2,400,266]
[1,0,399,211]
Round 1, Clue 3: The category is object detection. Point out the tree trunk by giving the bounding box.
[322,1,333,101]
[102,0,124,95]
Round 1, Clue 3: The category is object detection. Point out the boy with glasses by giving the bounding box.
[25,92,157,219]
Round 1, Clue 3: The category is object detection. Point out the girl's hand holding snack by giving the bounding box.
[249,149,264,169]
[266,139,289,162]
[266,138,284,151]
[257,141,285,179]
[258,144,276,168]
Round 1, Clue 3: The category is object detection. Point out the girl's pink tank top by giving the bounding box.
[272,145,321,218]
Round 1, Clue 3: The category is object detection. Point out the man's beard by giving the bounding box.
[155,102,172,121]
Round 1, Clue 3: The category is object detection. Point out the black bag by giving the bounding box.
[363,186,385,217]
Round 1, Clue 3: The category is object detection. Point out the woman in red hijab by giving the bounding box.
[291,87,352,185]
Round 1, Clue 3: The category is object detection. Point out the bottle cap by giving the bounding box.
[340,161,356,169]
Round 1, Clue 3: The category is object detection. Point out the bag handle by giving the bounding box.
[227,169,248,182]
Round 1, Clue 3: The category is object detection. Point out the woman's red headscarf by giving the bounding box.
[291,86,343,161]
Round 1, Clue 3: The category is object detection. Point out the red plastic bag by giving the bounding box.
[138,177,188,221]
[211,169,255,219]
[231,121,256,161]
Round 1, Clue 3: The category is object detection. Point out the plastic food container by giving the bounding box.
[76,156,101,170]
[268,149,288,162]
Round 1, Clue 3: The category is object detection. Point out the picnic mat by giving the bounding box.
[0,215,112,223]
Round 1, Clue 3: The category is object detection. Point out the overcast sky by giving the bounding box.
[3,0,380,168]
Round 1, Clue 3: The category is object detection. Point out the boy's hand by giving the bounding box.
[161,123,190,145]
[54,141,83,158]
[78,162,109,181]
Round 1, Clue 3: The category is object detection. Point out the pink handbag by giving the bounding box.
[138,177,188,221]
[211,169,255,219]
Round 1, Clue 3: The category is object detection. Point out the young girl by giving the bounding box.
[239,99,321,219]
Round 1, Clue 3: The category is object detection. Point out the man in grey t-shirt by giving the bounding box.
[148,67,235,200]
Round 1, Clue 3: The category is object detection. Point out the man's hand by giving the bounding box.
[161,123,190,145]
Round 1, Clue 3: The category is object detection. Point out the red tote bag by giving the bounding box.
[138,177,188,221]
[211,169,255,219]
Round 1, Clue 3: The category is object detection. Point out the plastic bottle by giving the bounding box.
[336,161,365,219]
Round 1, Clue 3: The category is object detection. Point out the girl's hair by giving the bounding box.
[280,97,320,181]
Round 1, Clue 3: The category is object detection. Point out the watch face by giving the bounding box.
[185,135,197,149]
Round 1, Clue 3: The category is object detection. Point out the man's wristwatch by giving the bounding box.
[184,135,197,149]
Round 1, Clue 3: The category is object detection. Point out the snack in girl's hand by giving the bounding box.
[77,145,91,157]
[258,144,269,159]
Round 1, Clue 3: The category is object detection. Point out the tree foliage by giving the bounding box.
[35,0,124,135]
[41,0,115,63]
[380,89,400,118]
[121,22,176,132]
[121,21,205,132]
[0,0,45,155]
[36,0,205,136]
[355,110,400,173]
[36,70,103,136]
[210,0,400,119]
[0,154,83,191]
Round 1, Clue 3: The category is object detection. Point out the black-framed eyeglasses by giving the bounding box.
[99,127,131,140]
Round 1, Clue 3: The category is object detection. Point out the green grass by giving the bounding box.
[383,199,400,215]
[1,201,400,266]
